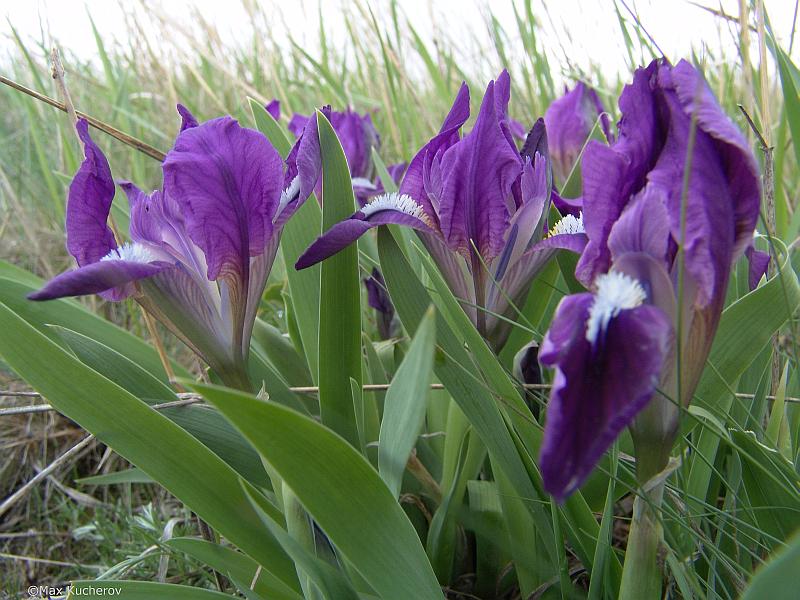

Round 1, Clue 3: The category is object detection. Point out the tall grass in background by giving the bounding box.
[1,0,800,597]
[2,0,798,272]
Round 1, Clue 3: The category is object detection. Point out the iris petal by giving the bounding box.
[265,99,281,120]
[295,193,434,270]
[28,259,165,301]
[437,79,520,260]
[162,116,283,283]
[745,244,770,291]
[400,82,470,222]
[607,183,670,264]
[670,60,760,261]
[177,104,199,131]
[539,294,672,501]
[65,119,117,268]
[544,82,611,181]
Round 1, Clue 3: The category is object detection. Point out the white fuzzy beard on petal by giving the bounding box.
[585,271,646,343]
[548,212,584,236]
[351,177,377,190]
[101,242,155,264]
[276,175,301,218]
[360,192,431,226]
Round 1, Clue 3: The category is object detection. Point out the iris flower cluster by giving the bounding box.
[296,70,586,351]
[30,106,323,390]
[32,59,765,502]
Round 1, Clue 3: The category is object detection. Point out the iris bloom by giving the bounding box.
[296,70,586,350]
[30,108,316,390]
[538,59,764,501]
[364,268,396,340]
[544,81,612,184]
[287,107,390,204]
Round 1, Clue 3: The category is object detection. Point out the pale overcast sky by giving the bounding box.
[1,0,797,80]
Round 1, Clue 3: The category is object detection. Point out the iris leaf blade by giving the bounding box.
[166,537,302,600]
[185,381,445,600]
[687,251,800,516]
[317,111,363,447]
[0,300,299,591]
[68,581,235,599]
[0,272,190,381]
[378,306,436,497]
[55,326,270,487]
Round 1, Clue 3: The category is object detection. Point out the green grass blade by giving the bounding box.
[687,249,800,516]
[243,481,363,600]
[55,326,269,487]
[75,468,153,485]
[731,430,800,550]
[376,227,560,559]
[248,97,292,158]
[741,530,800,600]
[0,273,189,380]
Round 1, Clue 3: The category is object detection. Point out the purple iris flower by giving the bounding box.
[544,81,612,184]
[265,99,281,120]
[29,107,317,390]
[288,107,382,205]
[296,70,587,350]
[538,59,763,501]
[364,268,396,340]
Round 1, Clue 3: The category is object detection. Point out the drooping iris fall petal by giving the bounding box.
[295,192,434,270]
[28,254,165,301]
[539,273,672,501]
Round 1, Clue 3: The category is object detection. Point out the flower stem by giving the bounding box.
[219,362,255,393]
[619,480,665,600]
[471,253,487,337]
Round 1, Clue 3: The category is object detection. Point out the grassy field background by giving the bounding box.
[1,0,799,593]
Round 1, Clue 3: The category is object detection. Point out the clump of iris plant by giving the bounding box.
[29,107,318,391]
[537,59,766,597]
[296,70,586,351]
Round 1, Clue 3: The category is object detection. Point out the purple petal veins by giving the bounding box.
[538,58,762,500]
[297,71,586,351]
[31,112,309,387]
